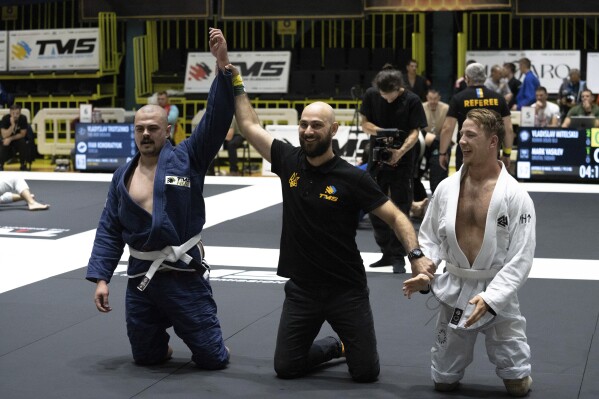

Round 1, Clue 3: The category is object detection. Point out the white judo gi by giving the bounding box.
[419,162,536,384]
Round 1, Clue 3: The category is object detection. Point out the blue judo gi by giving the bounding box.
[86,69,234,368]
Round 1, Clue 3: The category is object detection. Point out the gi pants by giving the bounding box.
[274,279,380,382]
[126,271,229,369]
[431,303,531,384]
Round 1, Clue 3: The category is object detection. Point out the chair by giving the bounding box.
[337,70,362,100]
[297,47,322,70]
[312,70,337,98]
[288,70,314,100]
[347,48,370,72]
[155,48,184,76]
[371,48,396,71]
[324,48,347,70]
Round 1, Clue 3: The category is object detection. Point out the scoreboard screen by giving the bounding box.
[516,127,599,183]
[75,123,136,172]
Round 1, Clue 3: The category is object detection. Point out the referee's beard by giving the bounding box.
[299,127,334,158]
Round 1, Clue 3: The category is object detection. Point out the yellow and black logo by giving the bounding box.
[319,185,338,202]
[289,172,300,188]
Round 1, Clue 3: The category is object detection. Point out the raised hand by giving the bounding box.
[209,27,229,71]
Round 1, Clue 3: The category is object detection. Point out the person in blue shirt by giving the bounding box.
[514,58,540,110]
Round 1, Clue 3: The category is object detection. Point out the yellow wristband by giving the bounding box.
[503,148,512,156]
[232,75,244,87]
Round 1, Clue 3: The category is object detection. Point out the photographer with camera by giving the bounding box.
[558,69,587,121]
[360,64,427,273]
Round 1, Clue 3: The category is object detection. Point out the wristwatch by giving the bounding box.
[408,248,425,261]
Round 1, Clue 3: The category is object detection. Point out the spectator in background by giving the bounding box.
[502,62,521,109]
[224,117,245,176]
[484,64,511,101]
[157,91,181,144]
[0,174,49,210]
[558,68,587,120]
[454,60,477,95]
[531,86,560,127]
[561,89,599,128]
[405,59,430,102]
[0,104,30,171]
[420,89,449,194]
[515,58,540,110]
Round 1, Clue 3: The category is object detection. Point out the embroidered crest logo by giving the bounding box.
[165,176,191,188]
[289,172,300,188]
[497,215,508,228]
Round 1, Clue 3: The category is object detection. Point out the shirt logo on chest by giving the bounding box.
[319,185,338,202]
[497,215,508,228]
[289,172,300,188]
[165,176,191,188]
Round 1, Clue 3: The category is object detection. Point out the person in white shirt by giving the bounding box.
[530,86,560,127]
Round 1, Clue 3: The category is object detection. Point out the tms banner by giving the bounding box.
[516,127,599,183]
[75,123,136,172]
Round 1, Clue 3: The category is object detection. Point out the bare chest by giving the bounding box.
[455,181,495,264]
[126,166,156,214]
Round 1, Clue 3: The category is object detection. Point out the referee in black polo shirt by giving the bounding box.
[228,64,435,383]
[438,63,514,175]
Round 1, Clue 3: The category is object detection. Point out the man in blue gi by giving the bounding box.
[86,28,234,369]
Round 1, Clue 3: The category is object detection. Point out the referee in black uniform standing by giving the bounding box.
[438,62,514,174]
[227,64,435,383]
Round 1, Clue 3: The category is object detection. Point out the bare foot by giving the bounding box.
[403,273,431,299]
[28,201,50,211]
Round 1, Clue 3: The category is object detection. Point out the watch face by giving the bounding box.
[409,249,424,259]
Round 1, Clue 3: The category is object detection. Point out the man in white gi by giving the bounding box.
[403,108,536,397]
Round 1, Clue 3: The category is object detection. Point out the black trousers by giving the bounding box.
[369,166,413,260]
[274,279,380,382]
[0,137,28,167]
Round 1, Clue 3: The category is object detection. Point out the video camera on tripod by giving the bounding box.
[372,128,406,163]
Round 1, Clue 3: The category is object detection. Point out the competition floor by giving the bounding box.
[1,172,598,399]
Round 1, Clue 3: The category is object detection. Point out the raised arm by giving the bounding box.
[226,64,274,162]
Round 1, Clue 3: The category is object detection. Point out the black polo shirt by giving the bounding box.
[360,87,427,169]
[0,114,28,136]
[271,139,388,288]
[449,86,511,134]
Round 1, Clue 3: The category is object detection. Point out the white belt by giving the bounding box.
[129,232,207,291]
[445,262,498,280]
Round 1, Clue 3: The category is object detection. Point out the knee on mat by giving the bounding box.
[274,361,304,379]
[349,365,380,383]
[192,352,230,370]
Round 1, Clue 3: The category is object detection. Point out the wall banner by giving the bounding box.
[185,51,291,93]
[9,28,100,71]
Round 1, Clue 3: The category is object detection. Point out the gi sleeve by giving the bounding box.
[86,175,125,284]
[418,188,445,267]
[480,190,536,313]
[187,69,234,172]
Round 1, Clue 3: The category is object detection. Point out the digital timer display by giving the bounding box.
[516,127,599,183]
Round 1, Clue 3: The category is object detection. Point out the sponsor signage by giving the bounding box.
[75,123,136,172]
[0,226,70,239]
[587,53,599,94]
[517,127,599,182]
[0,31,7,72]
[8,28,99,71]
[185,51,291,93]
[465,50,580,94]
